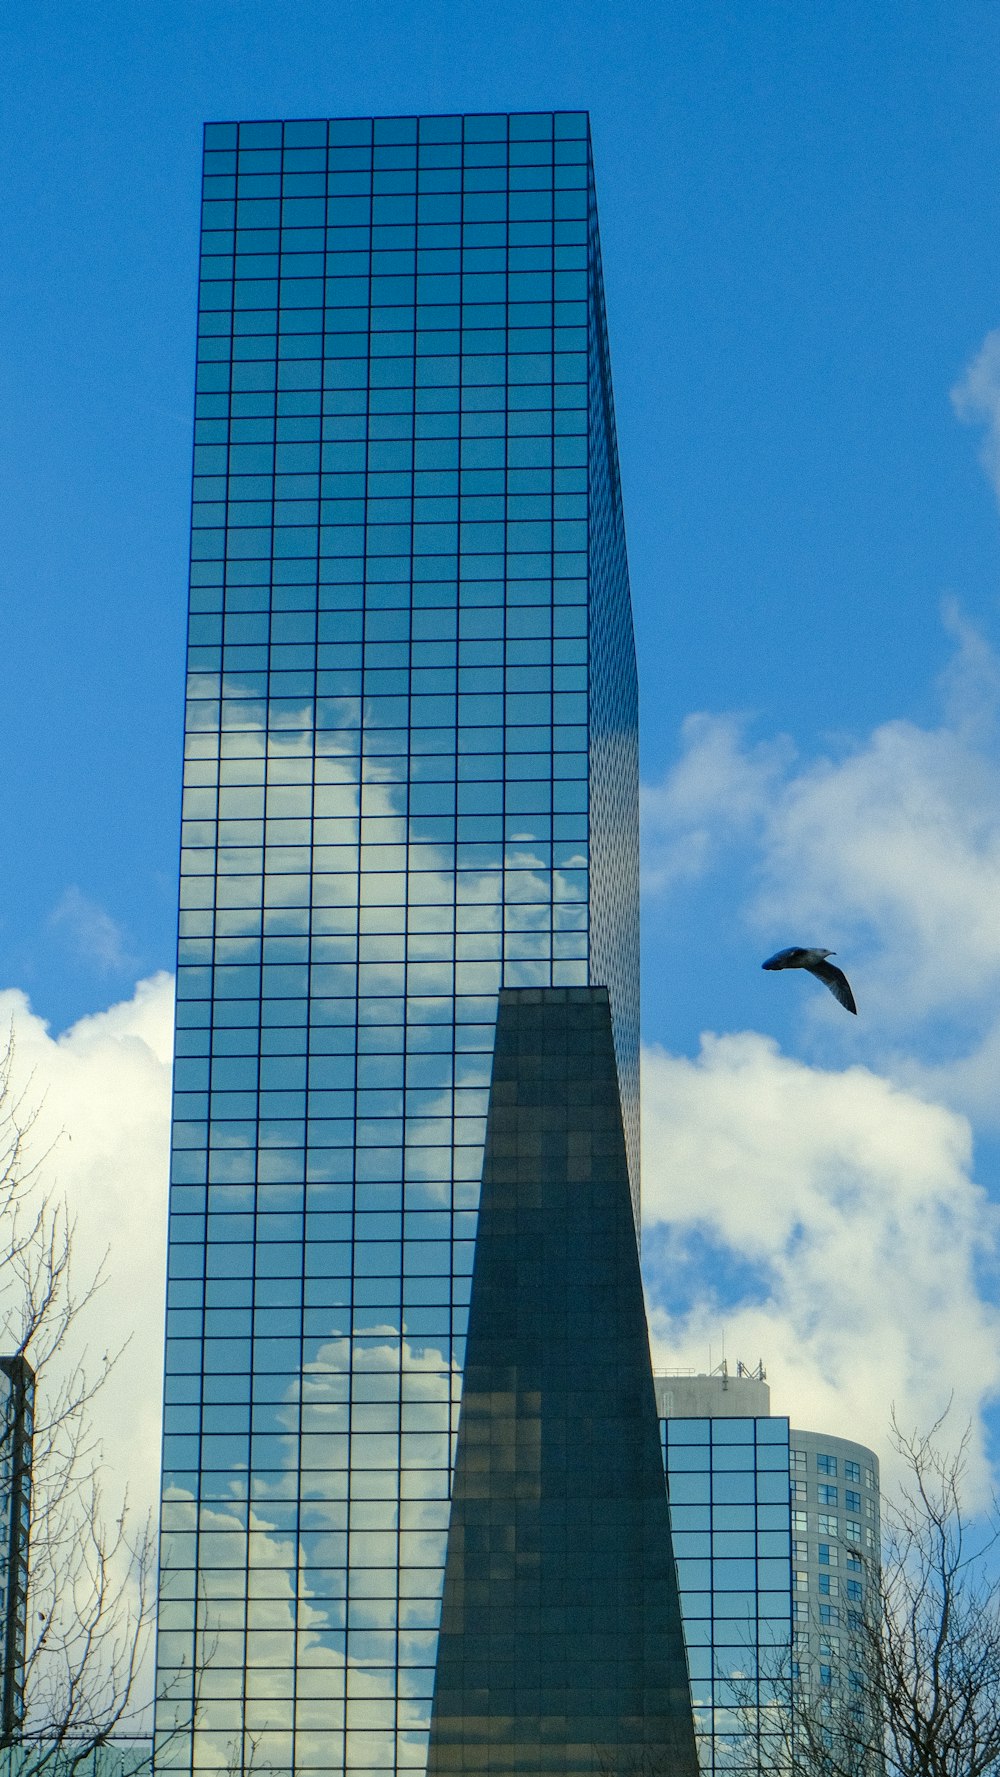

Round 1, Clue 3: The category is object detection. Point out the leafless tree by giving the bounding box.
[0,1031,155,1777]
[726,1412,1000,1777]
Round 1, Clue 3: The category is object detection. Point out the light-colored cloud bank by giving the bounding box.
[7,609,1000,1532]
[1,972,174,1523]
[47,884,138,975]
[641,1032,1000,1500]
[10,650,1000,1517]
[642,607,1000,1124]
[640,603,1000,1496]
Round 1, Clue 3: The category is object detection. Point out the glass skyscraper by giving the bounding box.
[655,1370,884,1774]
[156,111,649,1777]
[658,1388,792,1775]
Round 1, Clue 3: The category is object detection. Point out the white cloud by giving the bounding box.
[938,595,1000,743]
[641,712,792,894]
[641,612,1000,1125]
[749,713,1000,1022]
[639,620,1000,1490]
[951,327,1000,504]
[48,885,136,974]
[1,972,174,1528]
[641,1031,1000,1501]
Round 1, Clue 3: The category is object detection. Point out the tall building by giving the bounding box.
[156,110,675,1777]
[656,1369,792,1776]
[656,1369,882,1774]
[788,1428,880,1705]
[0,1357,33,1746]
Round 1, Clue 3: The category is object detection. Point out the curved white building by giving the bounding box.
[788,1426,880,1698]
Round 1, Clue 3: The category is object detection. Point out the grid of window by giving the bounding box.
[661,1416,792,1776]
[584,195,639,1201]
[156,112,640,1777]
[0,1748,153,1777]
[428,992,697,1774]
[787,1431,881,1708]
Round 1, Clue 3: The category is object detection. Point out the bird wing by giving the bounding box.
[762,948,803,970]
[807,959,857,1014]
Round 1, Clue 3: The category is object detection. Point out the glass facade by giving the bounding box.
[661,1415,792,1776]
[0,1743,152,1777]
[428,990,697,1776]
[156,112,640,1777]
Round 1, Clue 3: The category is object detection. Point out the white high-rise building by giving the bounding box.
[788,1426,880,1699]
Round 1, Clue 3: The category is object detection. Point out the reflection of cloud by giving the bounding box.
[641,1032,1000,1502]
[297,1329,456,1604]
[159,1327,456,1771]
[47,885,136,974]
[170,696,581,1764]
[185,699,586,1013]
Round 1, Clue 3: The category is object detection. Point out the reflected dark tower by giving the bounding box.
[427,989,698,1777]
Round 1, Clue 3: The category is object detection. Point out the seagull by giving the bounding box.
[762,947,857,1015]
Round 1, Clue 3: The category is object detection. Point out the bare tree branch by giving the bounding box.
[727,1412,1000,1777]
[0,1030,155,1774]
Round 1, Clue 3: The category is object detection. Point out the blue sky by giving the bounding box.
[4,0,1000,1490]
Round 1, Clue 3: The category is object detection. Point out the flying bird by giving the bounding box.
[762,947,857,1015]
